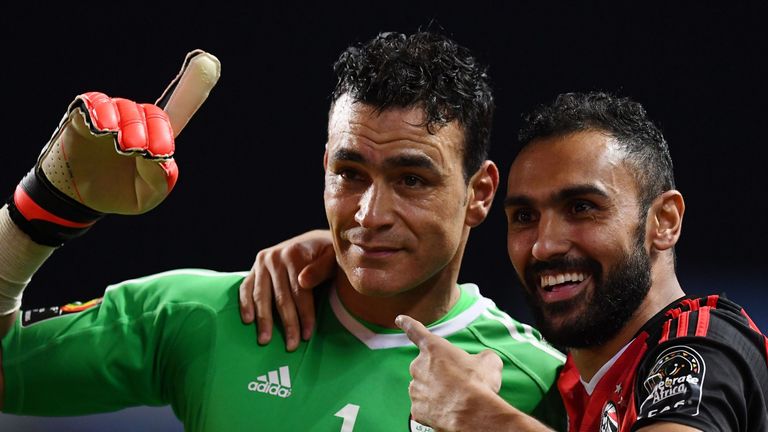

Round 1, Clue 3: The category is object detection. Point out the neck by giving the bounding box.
[571,264,685,381]
[335,269,462,329]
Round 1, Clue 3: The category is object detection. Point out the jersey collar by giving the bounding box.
[329,284,495,350]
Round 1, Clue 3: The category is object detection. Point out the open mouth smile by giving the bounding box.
[537,270,591,303]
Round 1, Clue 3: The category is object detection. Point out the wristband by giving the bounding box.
[0,206,55,315]
[6,167,104,247]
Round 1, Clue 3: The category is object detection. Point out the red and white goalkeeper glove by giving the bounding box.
[6,49,221,247]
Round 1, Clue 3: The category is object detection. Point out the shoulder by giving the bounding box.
[633,295,768,429]
[640,294,768,389]
[470,306,565,363]
[466,297,566,420]
[103,268,248,314]
[641,304,767,381]
[647,294,766,360]
[456,285,565,388]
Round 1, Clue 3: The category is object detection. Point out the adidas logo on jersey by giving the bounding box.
[248,365,292,398]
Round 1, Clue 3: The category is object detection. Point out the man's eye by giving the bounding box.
[402,175,424,187]
[339,169,359,181]
[572,200,595,213]
[512,209,535,224]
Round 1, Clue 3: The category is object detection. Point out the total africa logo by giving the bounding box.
[248,365,292,398]
[638,346,705,419]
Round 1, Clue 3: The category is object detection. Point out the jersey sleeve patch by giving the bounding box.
[637,345,705,420]
[21,297,103,327]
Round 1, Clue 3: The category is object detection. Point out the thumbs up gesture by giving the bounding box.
[8,50,221,246]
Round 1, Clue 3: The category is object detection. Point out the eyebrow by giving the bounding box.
[330,148,365,163]
[330,148,438,171]
[504,184,609,208]
[383,154,437,171]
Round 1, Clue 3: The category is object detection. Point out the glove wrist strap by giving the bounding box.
[6,168,104,247]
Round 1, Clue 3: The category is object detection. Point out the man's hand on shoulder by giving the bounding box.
[239,229,336,351]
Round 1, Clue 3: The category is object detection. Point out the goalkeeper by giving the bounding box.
[0,32,566,431]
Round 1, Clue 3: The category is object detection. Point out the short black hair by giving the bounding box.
[518,91,675,214]
[331,31,494,182]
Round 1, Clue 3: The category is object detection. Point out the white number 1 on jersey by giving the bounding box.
[335,403,360,432]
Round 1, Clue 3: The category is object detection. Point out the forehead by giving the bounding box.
[327,95,464,166]
[506,130,637,200]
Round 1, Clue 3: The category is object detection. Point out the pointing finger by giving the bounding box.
[395,315,434,349]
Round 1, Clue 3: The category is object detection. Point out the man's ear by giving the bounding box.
[323,144,329,170]
[648,190,685,251]
[465,160,500,227]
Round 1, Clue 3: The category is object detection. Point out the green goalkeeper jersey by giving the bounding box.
[2,269,566,431]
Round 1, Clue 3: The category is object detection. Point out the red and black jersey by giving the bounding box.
[558,294,768,431]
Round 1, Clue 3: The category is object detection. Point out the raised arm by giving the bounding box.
[0,50,220,410]
[0,204,55,410]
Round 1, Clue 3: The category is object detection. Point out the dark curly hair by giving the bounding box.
[331,31,494,182]
[518,91,675,215]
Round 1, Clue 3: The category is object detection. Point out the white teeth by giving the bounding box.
[540,272,586,289]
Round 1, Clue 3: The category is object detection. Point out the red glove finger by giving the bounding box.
[78,92,175,159]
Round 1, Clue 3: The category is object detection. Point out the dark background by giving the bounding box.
[1,1,766,429]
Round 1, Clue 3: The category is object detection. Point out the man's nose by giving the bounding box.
[354,183,396,228]
[531,213,571,261]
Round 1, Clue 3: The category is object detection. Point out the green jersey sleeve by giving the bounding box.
[1,269,243,418]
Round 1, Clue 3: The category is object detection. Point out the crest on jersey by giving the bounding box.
[638,345,705,419]
[599,400,619,432]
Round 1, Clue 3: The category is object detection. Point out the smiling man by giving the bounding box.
[398,92,768,431]
[506,128,657,353]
